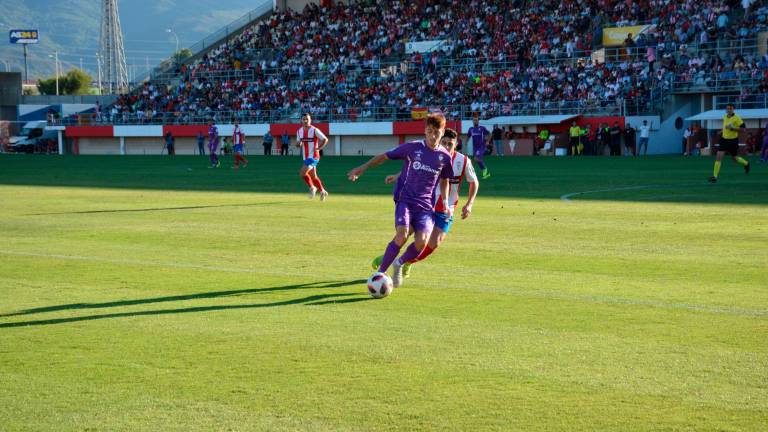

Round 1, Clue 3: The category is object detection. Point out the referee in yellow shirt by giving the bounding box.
[569,121,582,156]
[709,104,750,183]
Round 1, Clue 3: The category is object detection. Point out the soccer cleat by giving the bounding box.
[319,190,329,201]
[708,176,717,183]
[482,169,491,179]
[215,160,221,168]
[371,255,383,271]
[745,162,750,174]
[392,259,404,287]
[308,186,317,199]
[402,262,412,278]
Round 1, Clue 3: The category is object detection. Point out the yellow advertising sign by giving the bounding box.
[602,25,655,47]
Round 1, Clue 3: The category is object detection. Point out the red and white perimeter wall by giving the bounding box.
[56,116,661,155]
[62,120,469,156]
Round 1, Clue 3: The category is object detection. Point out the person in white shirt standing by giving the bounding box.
[638,120,651,156]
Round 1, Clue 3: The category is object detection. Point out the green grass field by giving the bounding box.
[0,154,766,431]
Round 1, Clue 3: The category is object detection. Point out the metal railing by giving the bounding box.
[671,74,764,94]
[22,94,118,105]
[714,94,768,109]
[53,98,661,127]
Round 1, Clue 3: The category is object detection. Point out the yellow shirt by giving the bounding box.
[722,113,744,140]
[569,126,581,138]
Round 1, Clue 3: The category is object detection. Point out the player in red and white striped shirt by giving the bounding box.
[232,119,248,170]
[296,113,330,200]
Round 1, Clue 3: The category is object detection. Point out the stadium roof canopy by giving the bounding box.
[686,109,768,121]
[486,114,579,125]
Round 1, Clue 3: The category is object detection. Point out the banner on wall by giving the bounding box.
[405,40,446,54]
[602,25,656,47]
[411,107,428,120]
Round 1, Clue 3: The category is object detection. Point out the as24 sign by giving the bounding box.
[9,30,39,44]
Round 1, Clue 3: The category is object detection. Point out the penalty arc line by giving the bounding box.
[560,182,709,202]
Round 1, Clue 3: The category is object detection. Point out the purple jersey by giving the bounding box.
[468,125,490,148]
[208,125,219,148]
[386,140,453,211]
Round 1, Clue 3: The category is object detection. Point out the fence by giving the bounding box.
[714,94,768,109]
[671,74,764,94]
[52,98,660,127]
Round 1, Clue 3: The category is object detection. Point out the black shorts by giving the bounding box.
[717,137,739,156]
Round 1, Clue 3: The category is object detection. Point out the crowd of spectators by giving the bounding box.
[93,0,768,125]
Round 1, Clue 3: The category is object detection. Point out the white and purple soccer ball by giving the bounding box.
[367,272,393,299]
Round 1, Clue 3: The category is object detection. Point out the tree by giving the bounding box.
[172,48,193,64]
[61,69,92,95]
[37,68,93,95]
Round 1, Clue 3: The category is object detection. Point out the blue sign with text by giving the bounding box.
[9,30,39,44]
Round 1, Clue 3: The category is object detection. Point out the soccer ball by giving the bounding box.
[367,272,393,299]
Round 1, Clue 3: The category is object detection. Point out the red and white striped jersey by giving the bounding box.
[297,125,328,160]
[434,152,477,213]
[232,125,245,145]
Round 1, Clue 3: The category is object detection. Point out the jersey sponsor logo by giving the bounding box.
[411,161,440,175]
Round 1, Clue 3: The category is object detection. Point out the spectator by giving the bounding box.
[602,123,612,156]
[683,125,694,155]
[263,130,274,155]
[609,122,622,156]
[638,120,651,156]
[536,128,549,156]
[745,132,757,154]
[505,126,516,155]
[164,131,175,155]
[196,131,206,156]
[623,33,636,58]
[222,136,233,155]
[583,124,594,156]
[492,124,504,156]
[280,131,290,156]
[624,123,637,156]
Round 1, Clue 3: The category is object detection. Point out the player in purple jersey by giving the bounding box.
[207,119,220,168]
[348,113,453,287]
[466,116,491,179]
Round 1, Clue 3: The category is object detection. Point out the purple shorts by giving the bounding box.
[473,147,485,160]
[394,201,434,233]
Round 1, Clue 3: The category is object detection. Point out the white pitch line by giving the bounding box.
[560,185,651,202]
[560,182,710,202]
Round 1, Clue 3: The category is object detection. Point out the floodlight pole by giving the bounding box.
[23,44,28,83]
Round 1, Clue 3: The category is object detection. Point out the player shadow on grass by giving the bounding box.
[0,280,369,326]
[0,292,374,328]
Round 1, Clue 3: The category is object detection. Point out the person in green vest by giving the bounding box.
[537,129,549,155]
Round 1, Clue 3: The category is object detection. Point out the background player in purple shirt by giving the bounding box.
[348,114,453,287]
[207,119,220,168]
[467,117,491,179]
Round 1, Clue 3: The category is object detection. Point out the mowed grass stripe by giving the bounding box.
[0,155,766,430]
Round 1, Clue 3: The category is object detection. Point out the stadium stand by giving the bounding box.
[60,0,768,126]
